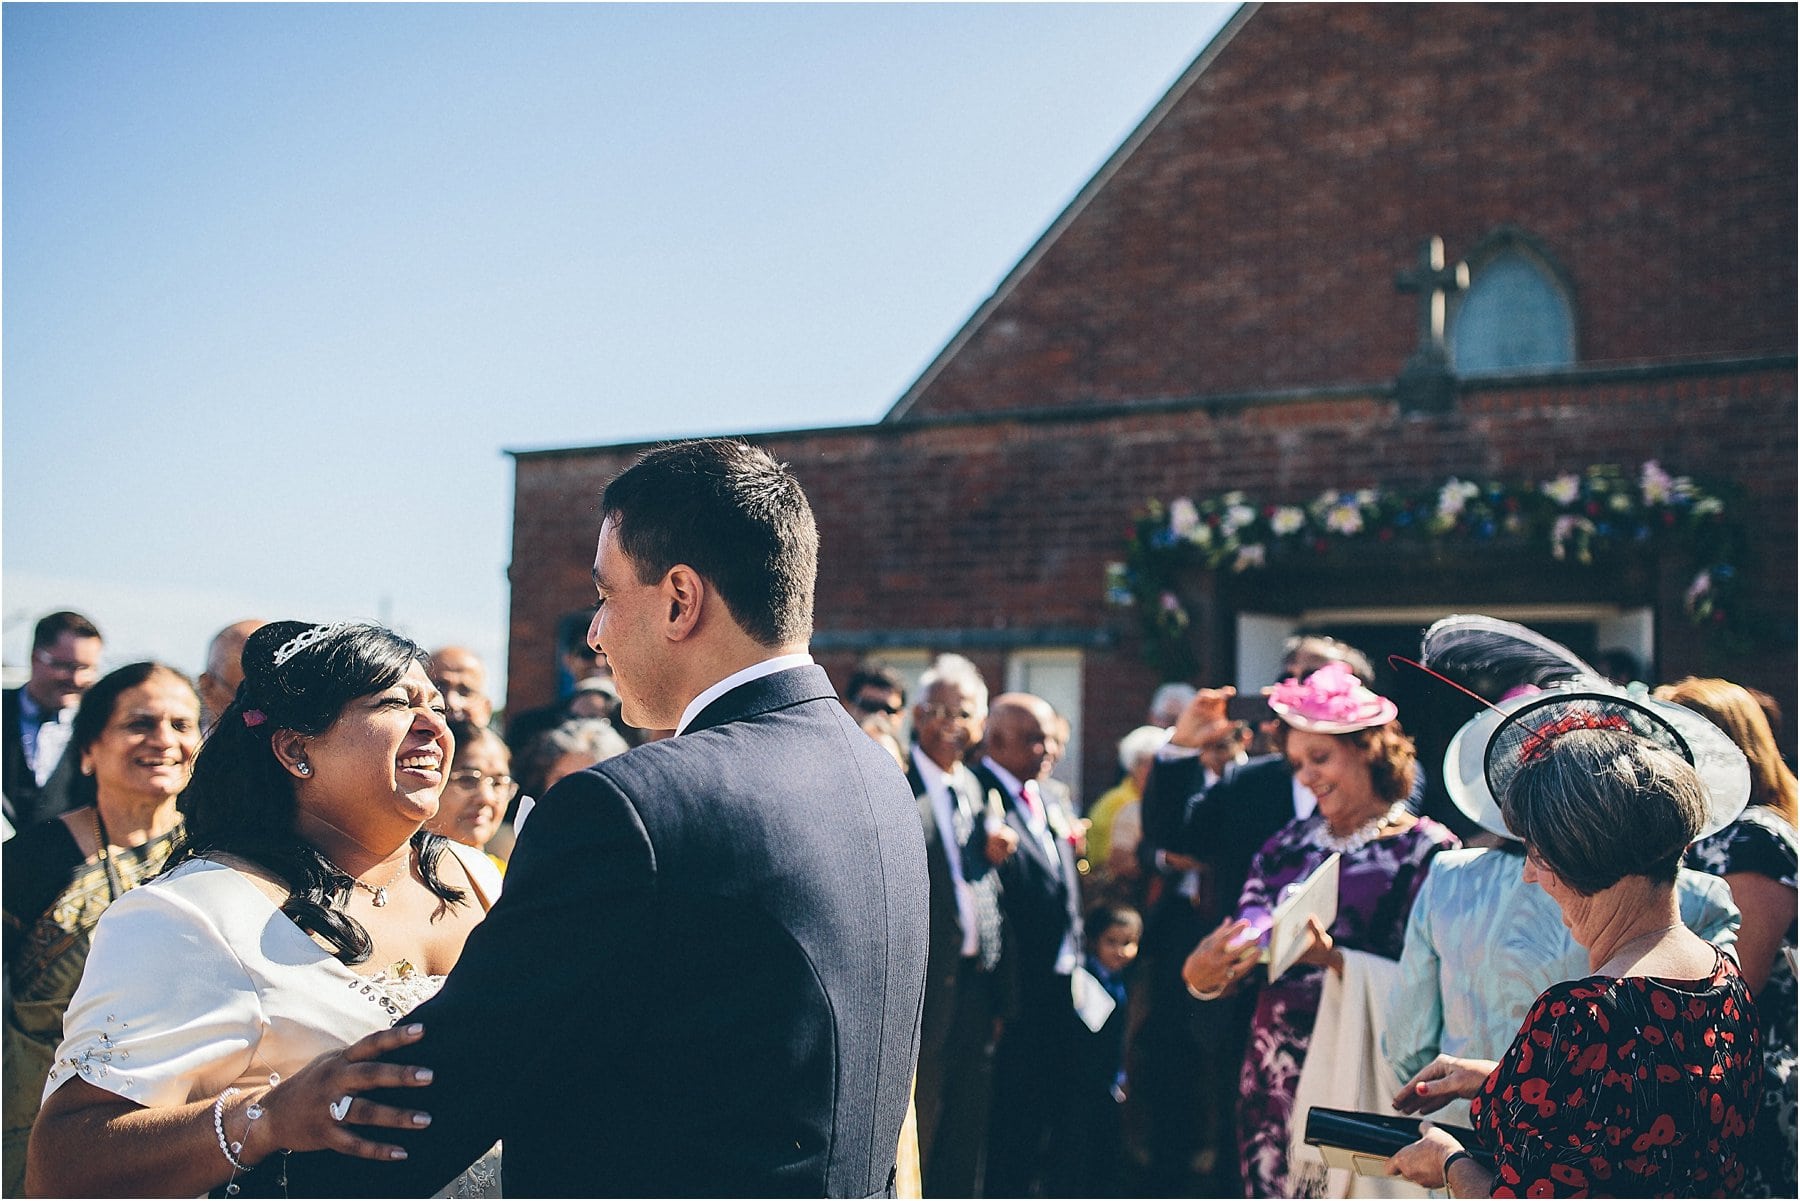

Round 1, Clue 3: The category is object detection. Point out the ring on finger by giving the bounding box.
[329,1095,353,1122]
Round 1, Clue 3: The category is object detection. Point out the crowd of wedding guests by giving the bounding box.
[854,628,1793,1200]
[2,605,1793,1198]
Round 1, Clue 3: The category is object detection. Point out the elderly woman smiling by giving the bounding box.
[1389,688,1762,1198]
[2,662,200,1194]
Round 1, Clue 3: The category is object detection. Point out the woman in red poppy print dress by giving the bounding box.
[1385,695,1762,1198]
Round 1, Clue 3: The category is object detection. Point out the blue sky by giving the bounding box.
[3,2,1236,701]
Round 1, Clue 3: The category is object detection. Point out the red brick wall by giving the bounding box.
[900,3,1797,419]
[510,365,1797,796]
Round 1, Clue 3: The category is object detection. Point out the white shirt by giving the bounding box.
[675,653,815,736]
[17,688,75,786]
[912,747,982,958]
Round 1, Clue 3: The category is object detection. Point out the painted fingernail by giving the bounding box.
[411,1113,432,1127]
[414,1068,434,1083]
[389,1148,408,1160]
[404,1023,425,1036]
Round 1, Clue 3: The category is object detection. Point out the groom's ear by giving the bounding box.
[662,565,703,642]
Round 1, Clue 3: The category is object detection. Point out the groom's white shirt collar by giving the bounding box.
[676,653,815,736]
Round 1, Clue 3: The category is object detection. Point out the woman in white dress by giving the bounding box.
[29,620,502,1197]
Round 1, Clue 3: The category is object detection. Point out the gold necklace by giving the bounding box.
[90,806,181,901]
[91,808,125,900]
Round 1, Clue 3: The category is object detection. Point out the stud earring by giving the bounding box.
[295,762,312,778]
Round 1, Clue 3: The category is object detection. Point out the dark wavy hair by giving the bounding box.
[68,662,199,811]
[175,621,466,964]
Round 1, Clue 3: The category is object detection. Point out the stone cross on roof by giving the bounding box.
[1394,235,1470,412]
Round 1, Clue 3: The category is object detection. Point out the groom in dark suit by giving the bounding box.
[287,439,930,1197]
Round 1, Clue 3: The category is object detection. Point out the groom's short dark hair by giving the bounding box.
[601,439,818,647]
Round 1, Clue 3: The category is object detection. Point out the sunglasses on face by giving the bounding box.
[855,695,903,716]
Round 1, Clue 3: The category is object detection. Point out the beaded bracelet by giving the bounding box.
[213,1087,251,1172]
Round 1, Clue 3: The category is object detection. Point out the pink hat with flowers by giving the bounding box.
[1264,661,1398,734]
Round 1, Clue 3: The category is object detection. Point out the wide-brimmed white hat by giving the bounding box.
[1443,682,1750,840]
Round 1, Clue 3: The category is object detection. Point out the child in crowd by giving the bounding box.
[1066,902,1143,1196]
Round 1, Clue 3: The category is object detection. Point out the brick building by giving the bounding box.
[506,3,1796,804]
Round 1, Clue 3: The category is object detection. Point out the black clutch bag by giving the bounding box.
[1301,1106,1480,1176]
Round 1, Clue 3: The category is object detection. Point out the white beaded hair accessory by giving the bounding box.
[271,621,363,667]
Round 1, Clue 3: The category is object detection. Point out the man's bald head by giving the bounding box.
[429,646,493,728]
[200,619,266,729]
[984,692,1058,784]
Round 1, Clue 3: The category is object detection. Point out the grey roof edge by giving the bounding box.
[876,2,1261,426]
[504,351,1795,461]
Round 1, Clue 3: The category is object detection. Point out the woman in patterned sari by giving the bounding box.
[2,662,200,1194]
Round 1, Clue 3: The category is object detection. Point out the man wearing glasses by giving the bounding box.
[3,611,103,833]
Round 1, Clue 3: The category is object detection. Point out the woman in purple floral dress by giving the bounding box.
[1181,664,1457,1197]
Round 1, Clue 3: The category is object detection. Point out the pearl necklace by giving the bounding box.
[1313,802,1410,855]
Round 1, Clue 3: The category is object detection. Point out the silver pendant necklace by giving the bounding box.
[322,847,411,906]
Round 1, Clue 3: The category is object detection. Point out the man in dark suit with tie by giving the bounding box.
[3,611,103,833]
[286,439,930,1197]
[907,654,1015,1197]
[973,691,1085,1198]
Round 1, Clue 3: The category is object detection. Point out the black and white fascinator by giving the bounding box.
[1407,614,1749,840]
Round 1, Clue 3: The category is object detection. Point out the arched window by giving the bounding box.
[1450,236,1576,376]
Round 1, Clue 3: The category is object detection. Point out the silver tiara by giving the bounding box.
[272,621,362,667]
